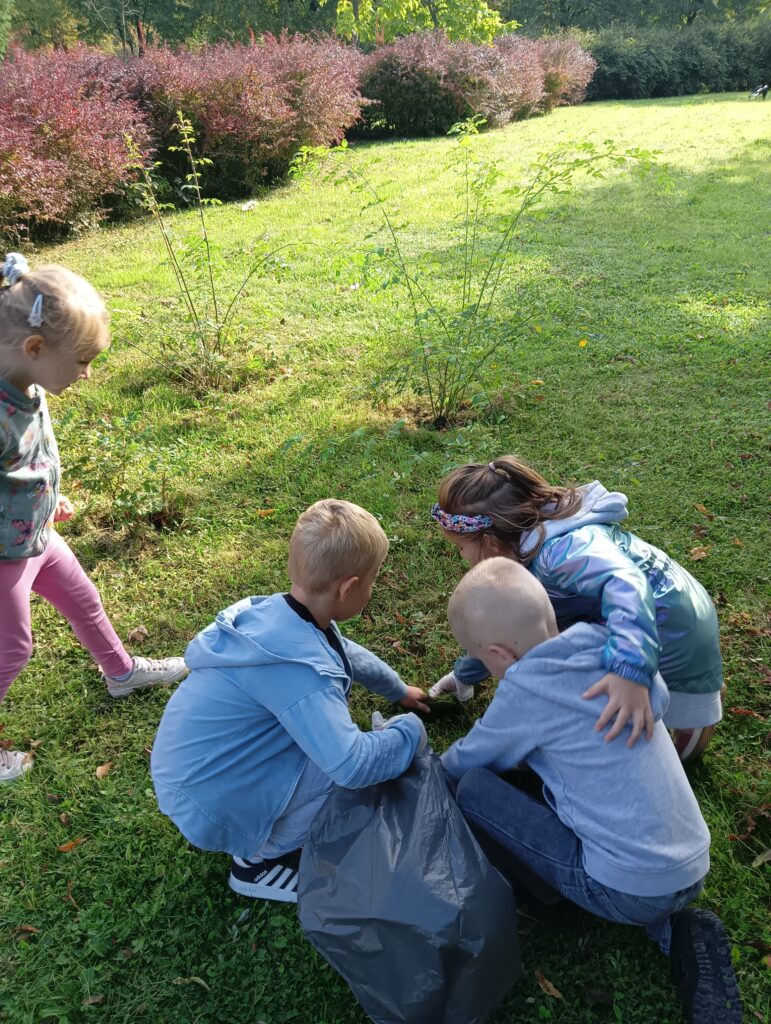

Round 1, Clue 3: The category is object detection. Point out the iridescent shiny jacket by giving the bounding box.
[454,482,723,700]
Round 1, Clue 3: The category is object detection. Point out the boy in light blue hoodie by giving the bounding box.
[151,499,428,903]
[442,558,741,1024]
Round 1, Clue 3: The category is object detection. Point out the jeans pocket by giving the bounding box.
[594,885,676,926]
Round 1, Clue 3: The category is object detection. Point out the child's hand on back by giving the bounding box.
[54,495,74,523]
[582,672,654,747]
[399,686,430,714]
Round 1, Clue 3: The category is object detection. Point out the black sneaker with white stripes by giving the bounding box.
[228,849,301,903]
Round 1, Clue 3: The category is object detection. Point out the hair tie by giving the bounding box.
[488,462,497,472]
[430,503,493,535]
[1,252,30,287]
[28,294,44,328]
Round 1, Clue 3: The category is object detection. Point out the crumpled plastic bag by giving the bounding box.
[298,751,520,1024]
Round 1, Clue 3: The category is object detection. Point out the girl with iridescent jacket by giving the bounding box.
[429,456,724,762]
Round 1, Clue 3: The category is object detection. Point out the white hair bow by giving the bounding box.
[28,294,44,328]
[1,252,30,286]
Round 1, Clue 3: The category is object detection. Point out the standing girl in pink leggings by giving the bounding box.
[0,254,187,782]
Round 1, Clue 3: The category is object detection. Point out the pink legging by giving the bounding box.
[0,531,133,701]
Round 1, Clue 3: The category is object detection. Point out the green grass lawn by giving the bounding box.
[1,93,769,1024]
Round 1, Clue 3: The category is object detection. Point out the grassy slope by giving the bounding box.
[1,93,769,1024]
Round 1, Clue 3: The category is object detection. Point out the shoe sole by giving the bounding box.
[228,874,298,903]
[671,911,742,1024]
[107,666,189,698]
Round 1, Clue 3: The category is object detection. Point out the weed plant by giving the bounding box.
[127,113,292,392]
[295,119,656,427]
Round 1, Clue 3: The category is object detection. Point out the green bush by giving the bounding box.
[585,20,771,100]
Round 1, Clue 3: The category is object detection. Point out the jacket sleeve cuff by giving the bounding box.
[605,658,654,689]
[453,654,491,685]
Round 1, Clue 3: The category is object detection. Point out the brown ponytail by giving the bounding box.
[437,455,583,564]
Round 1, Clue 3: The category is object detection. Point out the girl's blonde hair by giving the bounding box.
[437,455,583,564]
[289,499,389,593]
[0,261,110,365]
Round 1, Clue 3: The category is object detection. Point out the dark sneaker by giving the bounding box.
[228,850,301,903]
[672,726,717,763]
[669,909,742,1024]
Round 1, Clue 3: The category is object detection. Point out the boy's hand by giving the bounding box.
[582,672,654,747]
[54,496,75,523]
[399,686,430,714]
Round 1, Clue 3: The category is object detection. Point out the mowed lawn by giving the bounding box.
[1,93,769,1024]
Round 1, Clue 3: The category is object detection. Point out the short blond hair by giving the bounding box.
[288,499,389,593]
[448,557,555,653]
[0,263,110,366]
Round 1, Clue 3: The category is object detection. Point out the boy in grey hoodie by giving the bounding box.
[442,558,741,1024]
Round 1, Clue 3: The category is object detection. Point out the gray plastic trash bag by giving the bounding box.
[297,751,520,1024]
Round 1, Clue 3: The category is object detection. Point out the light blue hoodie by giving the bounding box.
[151,594,423,858]
[455,482,723,712]
[443,623,711,898]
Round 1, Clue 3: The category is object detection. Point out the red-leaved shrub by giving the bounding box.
[493,35,545,120]
[536,37,597,112]
[0,32,595,239]
[360,32,594,137]
[121,35,364,196]
[360,33,478,136]
[0,46,150,239]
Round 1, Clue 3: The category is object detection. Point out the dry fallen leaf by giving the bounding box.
[14,925,40,937]
[535,969,563,1000]
[751,848,771,868]
[95,762,113,779]
[127,625,149,644]
[727,707,765,720]
[59,813,71,827]
[689,545,710,561]
[391,641,415,659]
[394,611,407,625]
[257,509,275,518]
[57,838,86,853]
[82,995,104,1006]
[694,503,715,519]
[172,977,211,992]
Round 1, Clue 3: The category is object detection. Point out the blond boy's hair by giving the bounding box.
[0,264,110,366]
[288,499,388,593]
[448,556,554,654]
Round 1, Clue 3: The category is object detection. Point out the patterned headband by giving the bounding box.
[430,503,493,534]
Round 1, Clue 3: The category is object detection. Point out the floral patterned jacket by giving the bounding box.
[0,379,59,559]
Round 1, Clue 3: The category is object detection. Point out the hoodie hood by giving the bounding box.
[184,593,346,676]
[521,481,629,559]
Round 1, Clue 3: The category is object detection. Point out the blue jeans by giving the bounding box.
[456,768,703,955]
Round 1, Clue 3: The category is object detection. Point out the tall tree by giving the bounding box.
[1,0,13,56]
[322,0,514,43]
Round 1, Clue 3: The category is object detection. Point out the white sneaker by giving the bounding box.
[0,748,32,782]
[428,671,475,703]
[105,656,188,698]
